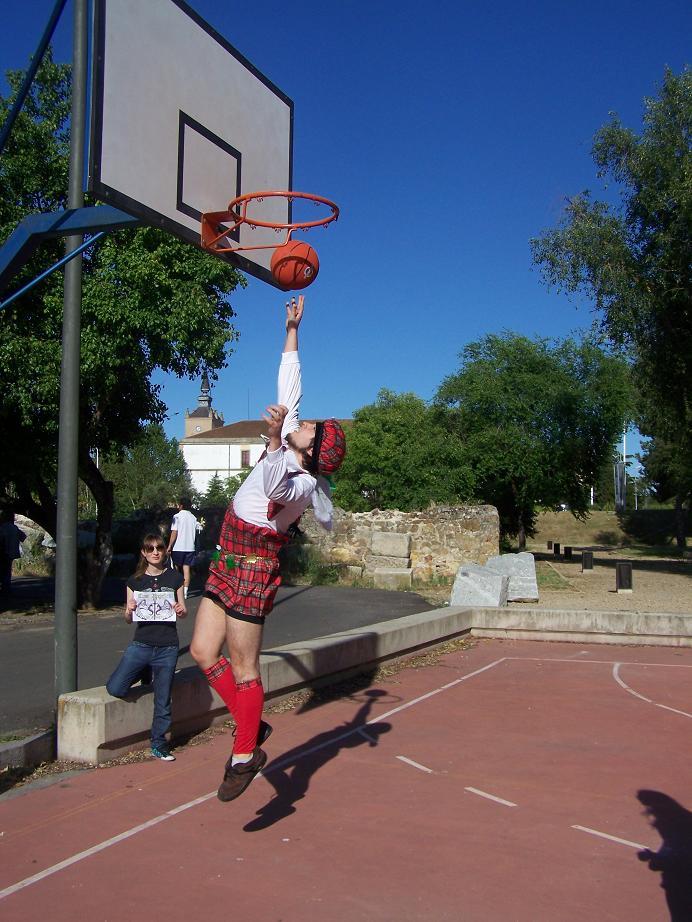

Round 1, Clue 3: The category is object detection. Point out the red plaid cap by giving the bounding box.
[317,419,346,474]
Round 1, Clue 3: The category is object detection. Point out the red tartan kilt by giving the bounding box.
[204,507,289,618]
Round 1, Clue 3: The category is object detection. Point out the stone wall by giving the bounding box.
[300,504,499,581]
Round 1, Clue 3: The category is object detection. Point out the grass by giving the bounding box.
[0,731,30,743]
[536,561,572,591]
[527,510,688,555]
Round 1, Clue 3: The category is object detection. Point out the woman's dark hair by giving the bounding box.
[134,532,167,577]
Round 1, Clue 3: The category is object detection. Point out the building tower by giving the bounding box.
[184,371,224,437]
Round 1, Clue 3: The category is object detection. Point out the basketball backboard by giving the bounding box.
[89,0,293,286]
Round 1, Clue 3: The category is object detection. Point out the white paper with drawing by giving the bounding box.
[132,590,177,621]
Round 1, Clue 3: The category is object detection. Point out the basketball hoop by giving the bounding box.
[201,190,338,289]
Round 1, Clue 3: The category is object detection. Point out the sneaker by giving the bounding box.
[217,747,267,802]
[151,745,176,762]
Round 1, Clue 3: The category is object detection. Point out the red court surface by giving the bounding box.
[1,638,691,921]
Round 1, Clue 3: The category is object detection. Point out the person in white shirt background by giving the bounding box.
[167,497,200,599]
[189,295,346,803]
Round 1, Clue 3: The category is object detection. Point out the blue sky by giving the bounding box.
[2,0,690,468]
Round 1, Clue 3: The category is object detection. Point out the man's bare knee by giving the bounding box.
[190,596,227,669]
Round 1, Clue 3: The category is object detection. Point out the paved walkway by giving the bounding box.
[0,583,433,734]
[2,638,690,920]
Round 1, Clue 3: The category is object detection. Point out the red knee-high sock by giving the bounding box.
[203,657,237,716]
[233,678,264,754]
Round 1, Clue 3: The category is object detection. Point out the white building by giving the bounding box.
[179,374,350,495]
[179,374,265,493]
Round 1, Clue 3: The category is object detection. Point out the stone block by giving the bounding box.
[485,552,539,602]
[346,565,363,579]
[57,667,225,763]
[450,564,509,607]
[371,531,411,558]
[373,567,412,590]
[364,554,411,572]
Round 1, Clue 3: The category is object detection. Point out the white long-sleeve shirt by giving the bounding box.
[232,350,317,533]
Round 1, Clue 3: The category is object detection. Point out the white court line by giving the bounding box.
[0,657,507,902]
[396,756,433,774]
[465,787,517,807]
[572,825,648,850]
[505,656,692,669]
[0,792,216,901]
[613,663,692,719]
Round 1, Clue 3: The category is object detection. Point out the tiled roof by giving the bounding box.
[182,419,351,442]
[188,407,221,419]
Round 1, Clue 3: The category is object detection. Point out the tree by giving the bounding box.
[333,390,475,512]
[100,424,194,517]
[435,333,632,547]
[638,435,691,534]
[202,470,251,508]
[531,67,691,547]
[203,473,228,508]
[0,55,245,605]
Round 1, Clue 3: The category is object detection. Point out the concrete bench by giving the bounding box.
[57,606,692,764]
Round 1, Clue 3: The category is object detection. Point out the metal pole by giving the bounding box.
[55,0,88,701]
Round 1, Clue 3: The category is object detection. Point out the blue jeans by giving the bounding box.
[106,641,178,750]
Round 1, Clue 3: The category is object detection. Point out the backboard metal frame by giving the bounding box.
[88,0,294,287]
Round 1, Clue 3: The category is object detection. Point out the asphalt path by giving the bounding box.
[0,584,434,735]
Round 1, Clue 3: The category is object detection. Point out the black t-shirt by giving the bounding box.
[127,567,183,647]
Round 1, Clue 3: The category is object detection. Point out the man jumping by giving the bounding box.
[190,295,346,802]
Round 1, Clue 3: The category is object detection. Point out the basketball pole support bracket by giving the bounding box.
[0,205,141,302]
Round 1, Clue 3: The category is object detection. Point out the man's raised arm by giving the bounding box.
[283,295,304,353]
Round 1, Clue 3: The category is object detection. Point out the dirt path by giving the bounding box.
[530,550,690,613]
[419,548,690,614]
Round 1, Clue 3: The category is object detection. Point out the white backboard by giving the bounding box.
[89,0,294,286]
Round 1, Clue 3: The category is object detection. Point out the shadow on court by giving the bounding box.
[244,689,393,832]
[636,789,692,922]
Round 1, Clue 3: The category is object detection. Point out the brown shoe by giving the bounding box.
[217,748,267,803]
[224,721,272,775]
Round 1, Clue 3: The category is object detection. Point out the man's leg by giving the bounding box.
[190,595,238,717]
[182,563,191,597]
[215,616,267,802]
[225,616,264,759]
[0,553,13,595]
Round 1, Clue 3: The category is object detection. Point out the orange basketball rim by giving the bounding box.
[201,190,338,253]
[201,190,338,289]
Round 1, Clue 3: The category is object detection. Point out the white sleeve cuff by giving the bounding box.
[265,447,284,463]
[281,350,299,364]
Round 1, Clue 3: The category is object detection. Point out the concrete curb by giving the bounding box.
[0,729,54,772]
[5,604,692,767]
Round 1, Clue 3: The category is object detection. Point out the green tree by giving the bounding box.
[333,390,475,512]
[100,424,194,517]
[0,55,245,605]
[203,473,227,508]
[531,67,691,547]
[638,435,691,528]
[435,333,632,547]
[202,469,251,508]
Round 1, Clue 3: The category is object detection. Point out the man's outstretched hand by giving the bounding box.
[285,295,304,332]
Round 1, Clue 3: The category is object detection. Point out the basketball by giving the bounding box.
[270,239,320,290]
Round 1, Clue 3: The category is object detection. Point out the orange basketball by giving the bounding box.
[270,239,319,290]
